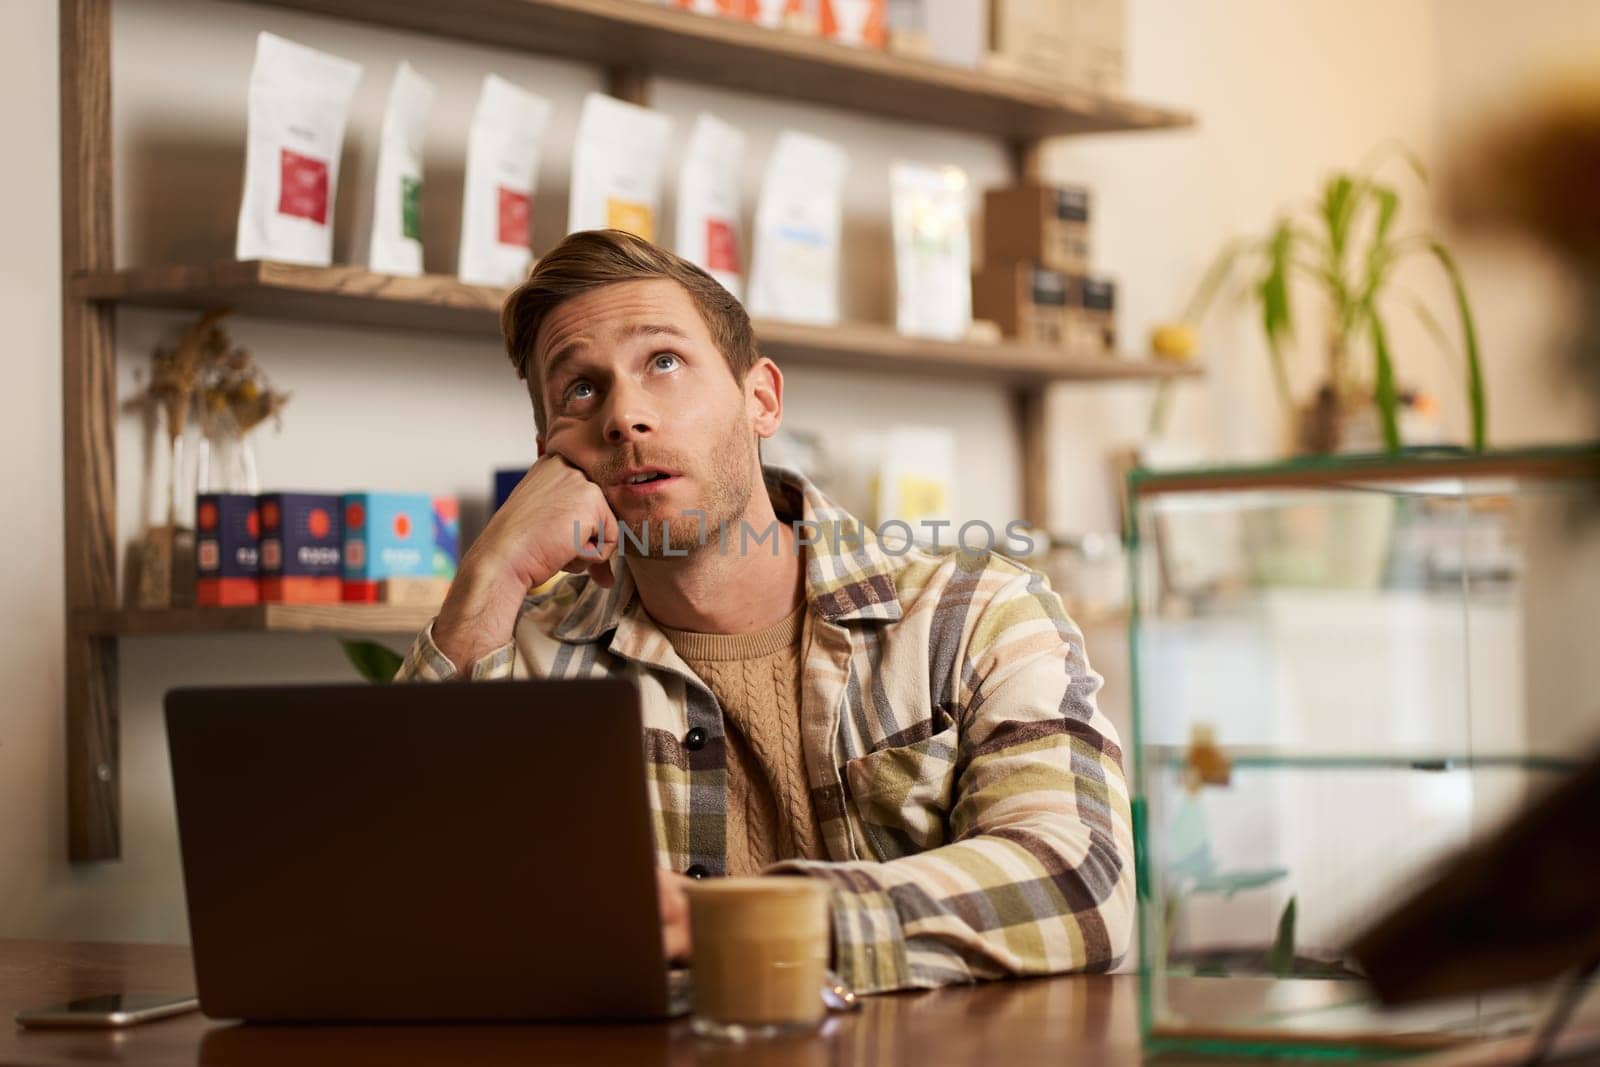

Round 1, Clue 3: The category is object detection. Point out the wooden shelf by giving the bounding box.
[75,261,1199,386]
[75,261,506,336]
[240,0,1193,140]
[77,603,442,636]
[60,0,1198,860]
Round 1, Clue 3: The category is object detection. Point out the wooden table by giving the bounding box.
[3,941,1595,1066]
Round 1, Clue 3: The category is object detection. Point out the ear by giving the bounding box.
[536,434,546,458]
[745,357,784,440]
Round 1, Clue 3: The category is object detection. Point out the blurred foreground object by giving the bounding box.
[1351,750,1600,1005]
[1449,71,1600,270]
[1448,70,1600,432]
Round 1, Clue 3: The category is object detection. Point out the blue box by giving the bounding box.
[196,493,259,605]
[258,492,342,603]
[342,492,436,601]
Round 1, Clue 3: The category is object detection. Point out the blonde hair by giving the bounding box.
[502,229,758,433]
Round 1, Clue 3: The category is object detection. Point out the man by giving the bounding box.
[398,229,1134,995]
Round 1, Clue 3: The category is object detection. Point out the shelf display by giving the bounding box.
[365,62,436,277]
[458,74,552,287]
[235,33,362,267]
[983,182,1092,277]
[747,130,849,325]
[196,493,260,607]
[342,493,458,603]
[568,92,674,241]
[889,162,973,341]
[676,113,748,298]
[258,493,342,604]
[1127,446,1600,1057]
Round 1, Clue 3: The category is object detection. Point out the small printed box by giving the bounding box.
[258,493,342,603]
[1078,275,1117,352]
[431,496,460,580]
[342,492,436,602]
[983,183,1091,277]
[971,261,1072,346]
[380,576,455,607]
[196,493,260,606]
[493,468,526,514]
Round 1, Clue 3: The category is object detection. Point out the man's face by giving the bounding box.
[534,279,772,556]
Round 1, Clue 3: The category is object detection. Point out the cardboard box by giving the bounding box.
[988,0,1070,83]
[983,183,1091,276]
[1077,275,1117,351]
[258,493,342,603]
[342,492,436,602]
[1063,0,1125,95]
[195,493,260,606]
[971,262,1072,346]
[379,576,454,607]
[988,0,1124,94]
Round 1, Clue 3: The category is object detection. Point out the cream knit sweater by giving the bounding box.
[659,602,825,876]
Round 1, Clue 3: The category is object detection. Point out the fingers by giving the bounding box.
[587,560,615,589]
[657,870,692,964]
[558,486,619,575]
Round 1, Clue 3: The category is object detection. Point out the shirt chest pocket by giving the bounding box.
[842,708,959,860]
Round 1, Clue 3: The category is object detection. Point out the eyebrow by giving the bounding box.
[541,323,692,387]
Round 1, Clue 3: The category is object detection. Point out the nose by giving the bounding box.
[601,378,658,446]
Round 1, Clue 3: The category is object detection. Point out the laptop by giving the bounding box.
[165,679,687,1022]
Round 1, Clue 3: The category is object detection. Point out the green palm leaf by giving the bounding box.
[1426,241,1488,452]
[1260,219,1298,408]
[340,639,405,684]
[1369,308,1402,453]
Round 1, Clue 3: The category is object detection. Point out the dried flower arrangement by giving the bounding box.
[132,310,290,607]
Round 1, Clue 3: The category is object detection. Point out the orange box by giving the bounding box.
[676,0,747,15]
[747,0,820,33]
[821,0,884,47]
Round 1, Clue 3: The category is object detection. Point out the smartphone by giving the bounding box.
[14,993,199,1029]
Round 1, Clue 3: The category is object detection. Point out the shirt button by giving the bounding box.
[684,726,708,751]
[686,864,710,880]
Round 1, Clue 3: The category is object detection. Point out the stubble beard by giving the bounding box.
[615,420,756,560]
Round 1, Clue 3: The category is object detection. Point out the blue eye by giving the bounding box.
[565,380,594,403]
[652,353,680,371]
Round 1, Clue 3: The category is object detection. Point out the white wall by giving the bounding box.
[0,0,68,933]
[1039,0,1445,533]
[2,0,1596,943]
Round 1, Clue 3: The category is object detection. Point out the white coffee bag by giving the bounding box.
[747,131,848,325]
[890,161,972,340]
[365,62,435,276]
[568,93,674,241]
[675,113,747,299]
[235,33,362,266]
[458,74,553,288]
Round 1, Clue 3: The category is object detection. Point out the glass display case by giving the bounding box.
[1127,446,1600,1058]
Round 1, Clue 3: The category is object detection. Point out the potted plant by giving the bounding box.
[1167,146,1486,455]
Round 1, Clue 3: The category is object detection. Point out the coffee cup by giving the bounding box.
[685,876,831,1040]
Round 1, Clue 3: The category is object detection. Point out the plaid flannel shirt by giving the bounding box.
[397,466,1134,994]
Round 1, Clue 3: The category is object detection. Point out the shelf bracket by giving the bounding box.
[1009,137,1052,532]
[606,65,651,107]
